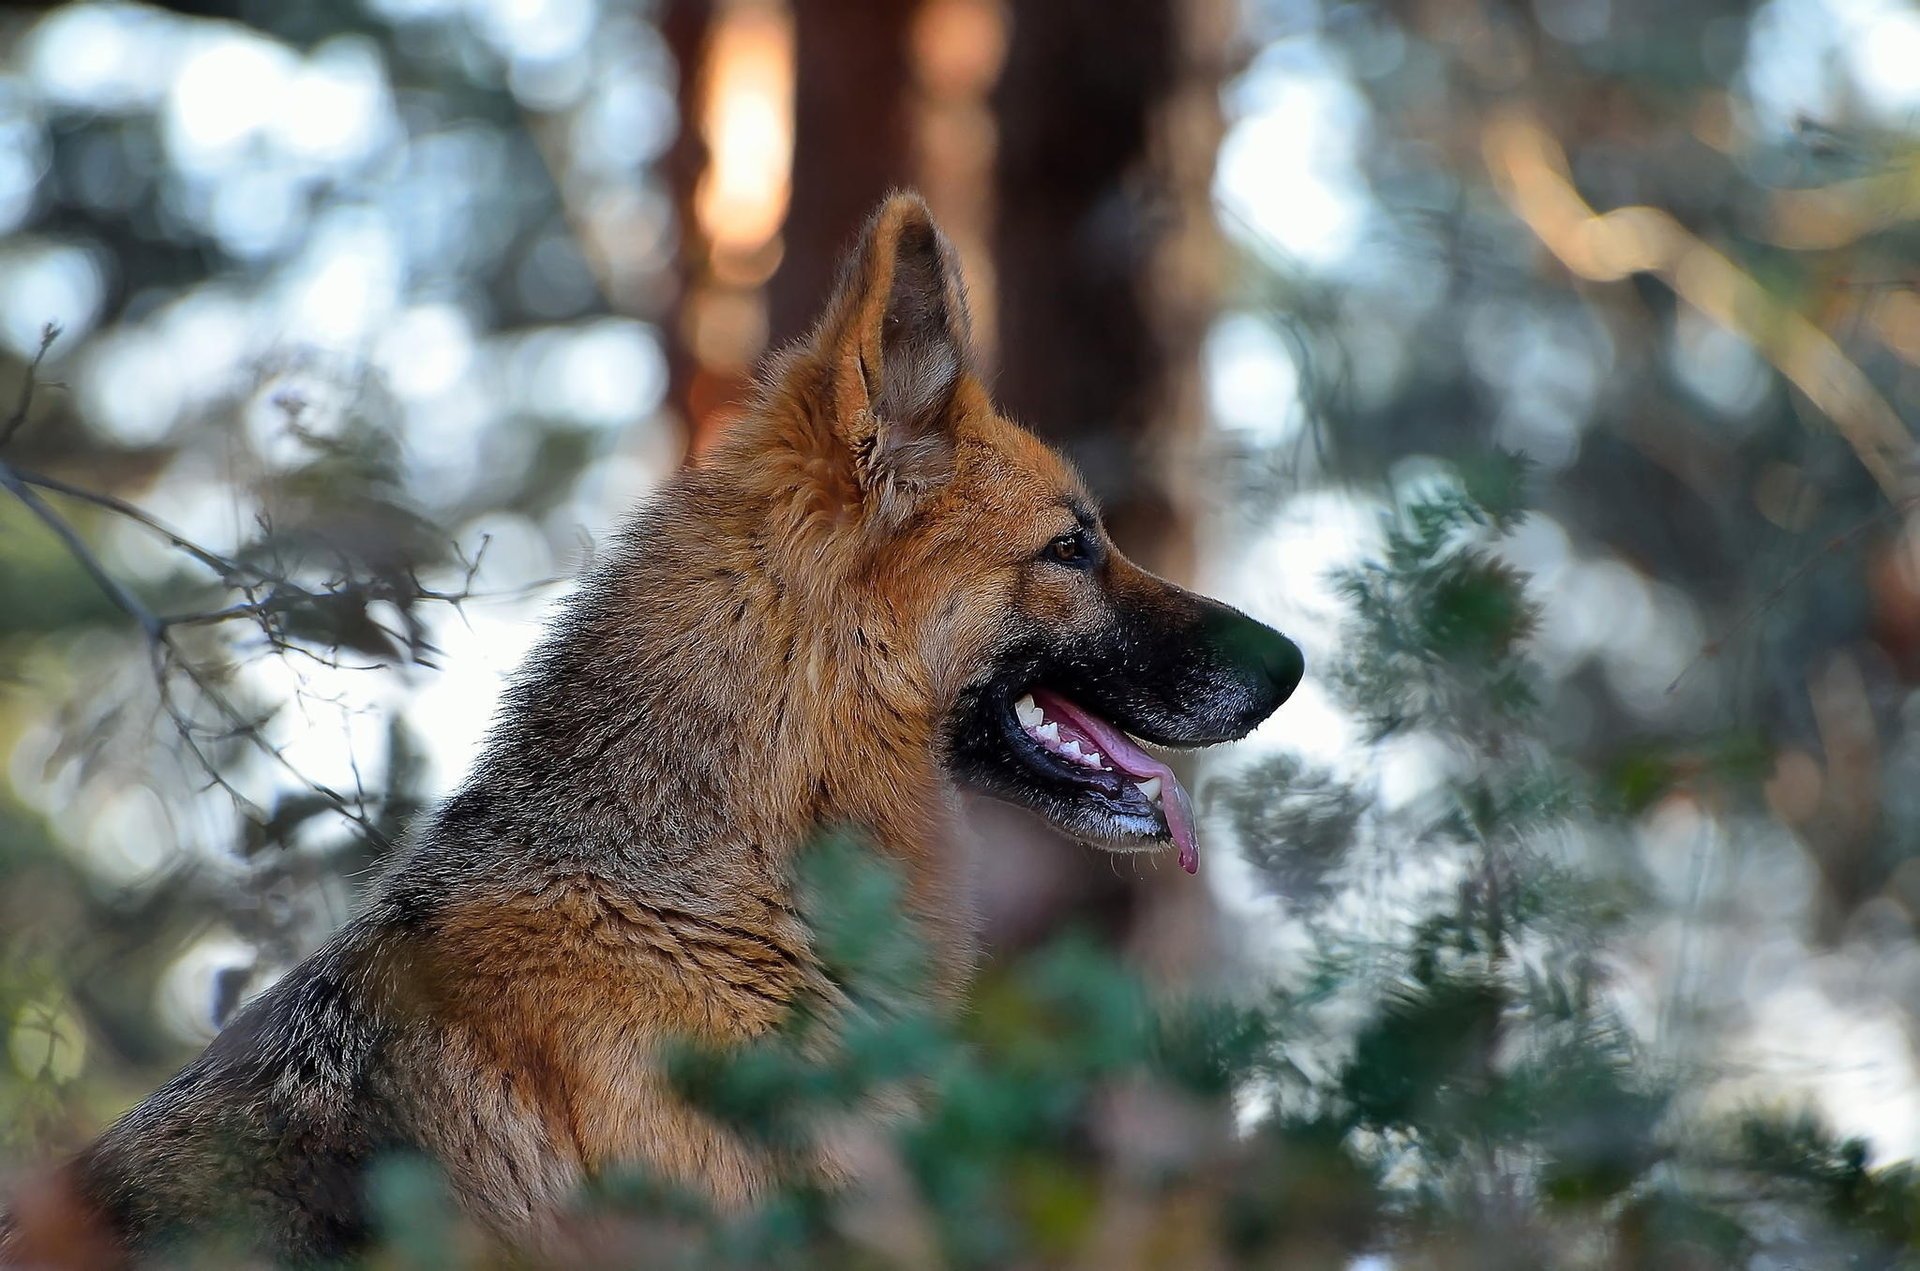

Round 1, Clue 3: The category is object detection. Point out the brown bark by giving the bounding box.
[765,0,919,350]
[992,0,1182,571]
[662,0,719,451]
[986,0,1229,977]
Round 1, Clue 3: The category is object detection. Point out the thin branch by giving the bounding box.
[1484,110,1920,502]
[0,323,62,448]
[10,466,261,583]
[0,346,564,858]
[1,470,394,851]
[0,465,164,639]
[1666,499,1915,694]
[163,593,304,629]
[1,467,555,852]
[153,636,394,850]
[158,572,555,635]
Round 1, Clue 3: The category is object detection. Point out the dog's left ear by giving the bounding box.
[810,191,971,524]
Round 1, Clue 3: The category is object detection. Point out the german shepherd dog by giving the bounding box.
[2,194,1300,1265]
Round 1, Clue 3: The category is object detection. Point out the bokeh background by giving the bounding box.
[2,0,1920,1261]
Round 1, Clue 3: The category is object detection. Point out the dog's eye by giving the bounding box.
[1045,532,1091,568]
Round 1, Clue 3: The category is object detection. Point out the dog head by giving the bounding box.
[723,193,1302,872]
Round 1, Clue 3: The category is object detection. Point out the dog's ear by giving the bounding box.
[809,191,971,524]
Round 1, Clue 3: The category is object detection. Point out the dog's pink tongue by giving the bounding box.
[1030,689,1199,874]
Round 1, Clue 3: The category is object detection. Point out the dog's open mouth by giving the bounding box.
[997,687,1199,873]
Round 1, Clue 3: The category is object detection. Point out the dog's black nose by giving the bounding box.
[1226,614,1302,715]
[1200,603,1304,722]
[1253,623,1304,706]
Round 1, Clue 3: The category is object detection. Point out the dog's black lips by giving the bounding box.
[990,686,1161,817]
[946,669,1174,858]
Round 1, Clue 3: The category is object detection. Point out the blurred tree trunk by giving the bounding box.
[672,0,915,450]
[993,0,1180,568]
[765,0,917,349]
[662,0,718,449]
[980,0,1230,977]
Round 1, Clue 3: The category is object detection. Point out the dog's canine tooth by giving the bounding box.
[1135,777,1163,803]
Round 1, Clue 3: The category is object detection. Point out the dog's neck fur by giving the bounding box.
[403,433,974,978]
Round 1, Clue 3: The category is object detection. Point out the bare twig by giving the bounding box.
[0,323,62,448]
[0,466,165,639]
[0,468,559,851]
[1666,499,1916,694]
[162,591,307,629]
[11,466,260,583]
[0,337,570,858]
[3,457,395,846]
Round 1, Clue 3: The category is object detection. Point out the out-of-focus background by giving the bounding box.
[3,0,1920,1263]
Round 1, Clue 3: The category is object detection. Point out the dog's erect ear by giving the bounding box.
[810,192,971,522]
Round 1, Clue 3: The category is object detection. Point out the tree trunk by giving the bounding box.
[985,0,1229,977]
[765,0,918,350]
[662,0,719,450]
[993,0,1181,570]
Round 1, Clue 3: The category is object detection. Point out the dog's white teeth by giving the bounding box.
[1061,739,1083,760]
[1084,751,1104,768]
[1135,777,1163,804]
[1015,695,1042,727]
[1035,722,1059,744]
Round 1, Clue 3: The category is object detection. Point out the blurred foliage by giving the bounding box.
[0,0,642,1140]
[1332,450,1541,740]
[1216,0,1920,1249]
